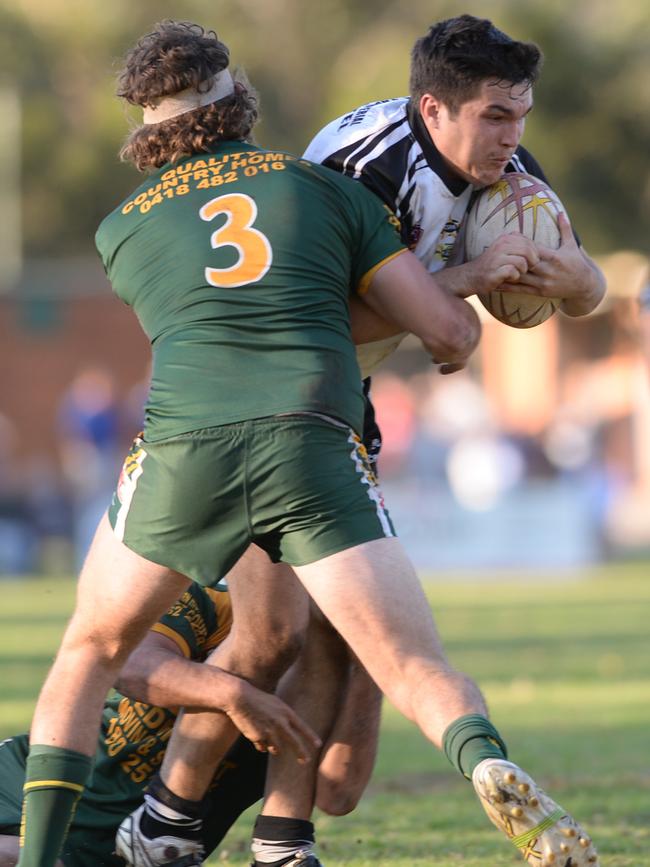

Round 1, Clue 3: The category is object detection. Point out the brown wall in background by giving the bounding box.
[0,295,150,469]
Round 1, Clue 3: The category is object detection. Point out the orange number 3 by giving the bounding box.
[199,193,273,288]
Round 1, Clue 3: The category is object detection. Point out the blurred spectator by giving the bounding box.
[24,456,73,574]
[57,366,123,568]
[446,433,526,512]
[370,373,417,475]
[0,413,37,575]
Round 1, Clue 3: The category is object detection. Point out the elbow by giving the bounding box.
[424,302,481,360]
[114,669,149,702]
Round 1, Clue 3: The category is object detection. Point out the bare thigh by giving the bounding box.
[157,544,311,799]
[218,543,311,685]
[29,514,192,751]
[293,536,487,746]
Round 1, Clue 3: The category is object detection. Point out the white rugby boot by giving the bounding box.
[115,804,204,866]
[472,759,600,866]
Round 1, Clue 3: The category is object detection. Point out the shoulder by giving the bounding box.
[303,98,411,164]
[507,145,551,185]
[304,99,419,214]
[203,586,233,652]
[95,172,161,264]
[294,155,385,209]
[151,582,228,659]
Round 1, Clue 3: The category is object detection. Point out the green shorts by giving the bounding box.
[108,415,395,585]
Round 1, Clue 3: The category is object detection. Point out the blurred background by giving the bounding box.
[1,0,649,576]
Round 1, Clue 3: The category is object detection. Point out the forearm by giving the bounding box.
[432,261,484,299]
[365,253,481,364]
[115,647,245,713]
[349,294,404,344]
[560,252,606,317]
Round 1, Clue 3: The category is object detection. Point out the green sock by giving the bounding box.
[17,744,93,867]
[442,714,508,780]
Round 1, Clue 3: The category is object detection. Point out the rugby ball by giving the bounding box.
[464,172,567,328]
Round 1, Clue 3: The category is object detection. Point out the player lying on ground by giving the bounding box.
[16,20,598,867]
[0,582,379,867]
[116,15,604,860]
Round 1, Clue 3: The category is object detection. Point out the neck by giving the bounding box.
[406,100,469,196]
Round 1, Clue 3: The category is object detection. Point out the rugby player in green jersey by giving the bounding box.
[0,583,379,866]
[16,20,597,867]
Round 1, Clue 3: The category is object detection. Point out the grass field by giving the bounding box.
[1,565,649,865]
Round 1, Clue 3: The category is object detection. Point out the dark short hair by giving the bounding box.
[117,20,258,171]
[410,14,542,113]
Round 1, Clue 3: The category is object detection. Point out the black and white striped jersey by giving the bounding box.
[304,97,549,275]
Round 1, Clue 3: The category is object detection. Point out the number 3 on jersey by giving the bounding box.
[199,193,273,288]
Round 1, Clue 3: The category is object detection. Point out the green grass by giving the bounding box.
[1,565,649,865]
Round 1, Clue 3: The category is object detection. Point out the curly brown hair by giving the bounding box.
[117,21,258,171]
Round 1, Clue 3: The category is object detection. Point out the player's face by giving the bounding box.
[422,79,533,188]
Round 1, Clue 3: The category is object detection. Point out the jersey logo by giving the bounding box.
[336,99,394,131]
[434,219,461,262]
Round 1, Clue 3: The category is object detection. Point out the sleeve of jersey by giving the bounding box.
[150,583,224,661]
[94,223,112,278]
[349,187,408,295]
[304,128,403,217]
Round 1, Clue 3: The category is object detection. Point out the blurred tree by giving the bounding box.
[0,0,648,259]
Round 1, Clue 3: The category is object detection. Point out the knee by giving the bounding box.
[61,615,133,671]
[316,787,359,817]
[315,777,364,816]
[264,624,305,675]
[252,621,306,679]
[220,621,306,685]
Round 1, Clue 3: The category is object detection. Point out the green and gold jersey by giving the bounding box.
[95,142,405,440]
[66,583,232,840]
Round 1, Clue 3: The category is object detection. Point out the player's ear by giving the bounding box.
[419,93,442,130]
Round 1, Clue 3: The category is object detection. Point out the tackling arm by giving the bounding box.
[115,631,319,759]
[115,631,243,711]
[363,249,481,373]
[349,293,404,344]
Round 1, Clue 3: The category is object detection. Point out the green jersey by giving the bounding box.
[95,142,405,440]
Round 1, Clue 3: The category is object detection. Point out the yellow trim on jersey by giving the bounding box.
[23,780,84,794]
[357,248,408,296]
[203,588,233,652]
[151,623,192,658]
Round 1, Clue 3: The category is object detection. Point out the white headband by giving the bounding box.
[142,69,235,125]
